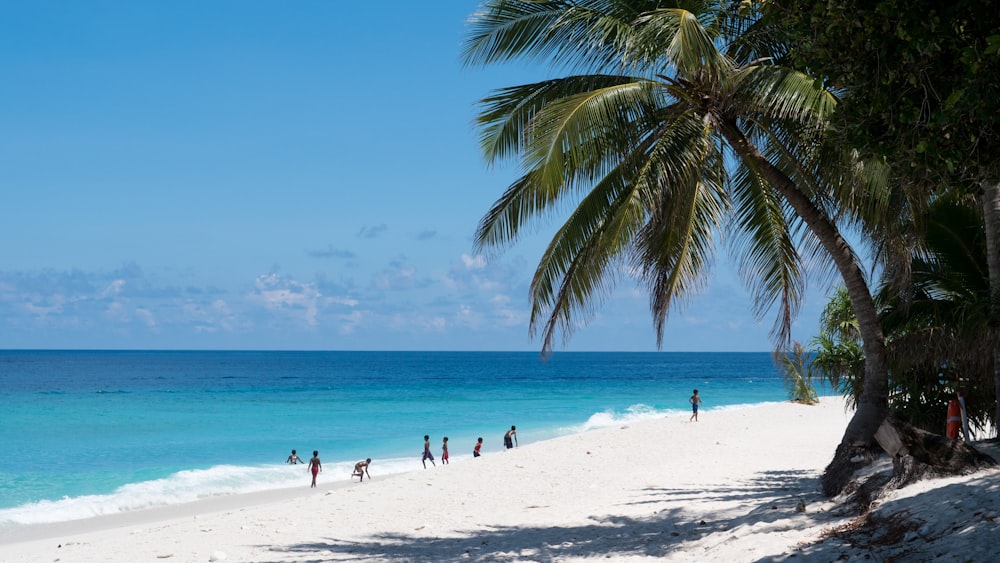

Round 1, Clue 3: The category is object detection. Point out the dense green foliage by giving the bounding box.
[769,0,1000,189]
[812,198,996,434]
[769,0,1000,435]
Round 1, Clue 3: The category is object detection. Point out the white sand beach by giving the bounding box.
[3,396,998,562]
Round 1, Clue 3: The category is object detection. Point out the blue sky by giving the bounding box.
[0,1,833,352]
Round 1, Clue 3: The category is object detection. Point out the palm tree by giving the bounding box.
[774,341,819,404]
[462,0,889,494]
[810,287,865,407]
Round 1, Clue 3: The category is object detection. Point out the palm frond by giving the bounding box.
[632,113,726,345]
[463,0,646,73]
[474,76,666,254]
[729,146,804,346]
[734,66,836,126]
[632,7,732,81]
[477,75,641,165]
[529,132,661,351]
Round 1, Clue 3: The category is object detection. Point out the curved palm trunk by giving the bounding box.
[981,180,1000,437]
[716,119,889,492]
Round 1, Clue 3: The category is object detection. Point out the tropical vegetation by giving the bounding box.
[774,341,819,404]
[812,196,996,436]
[463,0,895,494]
[462,0,998,494]
[768,0,1000,432]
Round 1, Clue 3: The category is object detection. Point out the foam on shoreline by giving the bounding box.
[4,396,997,562]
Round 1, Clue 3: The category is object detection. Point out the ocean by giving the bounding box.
[0,350,832,527]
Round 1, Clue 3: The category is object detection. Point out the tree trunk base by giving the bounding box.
[822,412,998,498]
[821,441,882,497]
[876,411,997,488]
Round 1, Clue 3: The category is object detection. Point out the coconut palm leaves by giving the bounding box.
[774,341,820,404]
[464,0,841,352]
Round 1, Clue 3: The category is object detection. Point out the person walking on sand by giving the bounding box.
[504,425,517,450]
[422,435,436,468]
[307,450,322,488]
[442,437,450,464]
[689,389,702,422]
[285,449,303,464]
[474,437,483,457]
[352,458,372,481]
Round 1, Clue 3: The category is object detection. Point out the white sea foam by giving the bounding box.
[559,400,789,435]
[0,457,422,526]
[562,404,683,434]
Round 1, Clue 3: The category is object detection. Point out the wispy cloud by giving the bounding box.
[357,224,388,239]
[308,245,357,259]
[246,272,324,327]
[373,260,433,291]
[461,254,486,270]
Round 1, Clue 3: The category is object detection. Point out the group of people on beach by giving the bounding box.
[421,425,517,468]
[285,449,372,487]
[285,449,326,487]
[286,396,698,489]
[284,424,518,487]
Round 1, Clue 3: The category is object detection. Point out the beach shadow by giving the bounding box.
[256,508,725,562]
[632,470,826,514]
[759,471,1000,562]
[253,470,854,561]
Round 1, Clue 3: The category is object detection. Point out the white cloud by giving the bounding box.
[374,265,419,291]
[101,279,126,298]
[136,307,157,328]
[461,254,486,270]
[184,299,242,333]
[454,303,485,329]
[248,273,323,327]
[336,310,365,334]
[385,311,447,333]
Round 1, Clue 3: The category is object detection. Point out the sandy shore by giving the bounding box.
[3,396,999,562]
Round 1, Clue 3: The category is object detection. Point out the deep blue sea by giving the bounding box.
[0,350,831,527]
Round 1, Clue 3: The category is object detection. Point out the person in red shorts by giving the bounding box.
[307,450,322,488]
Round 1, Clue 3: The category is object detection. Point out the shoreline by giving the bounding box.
[1,397,829,529]
[5,396,997,561]
[2,397,854,561]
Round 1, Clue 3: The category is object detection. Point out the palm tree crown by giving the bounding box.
[463,0,837,352]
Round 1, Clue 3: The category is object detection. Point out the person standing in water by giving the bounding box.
[307,450,322,488]
[285,449,303,464]
[422,435,436,468]
[689,389,702,422]
[504,425,517,449]
[441,436,450,464]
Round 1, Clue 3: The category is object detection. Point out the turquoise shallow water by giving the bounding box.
[0,350,832,525]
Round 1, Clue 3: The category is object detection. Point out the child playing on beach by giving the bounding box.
[352,458,372,481]
[307,450,322,488]
[504,425,517,449]
[689,389,702,422]
[474,437,483,457]
[422,435,436,468]
[442,437,449,464]
[285,449,303,464]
